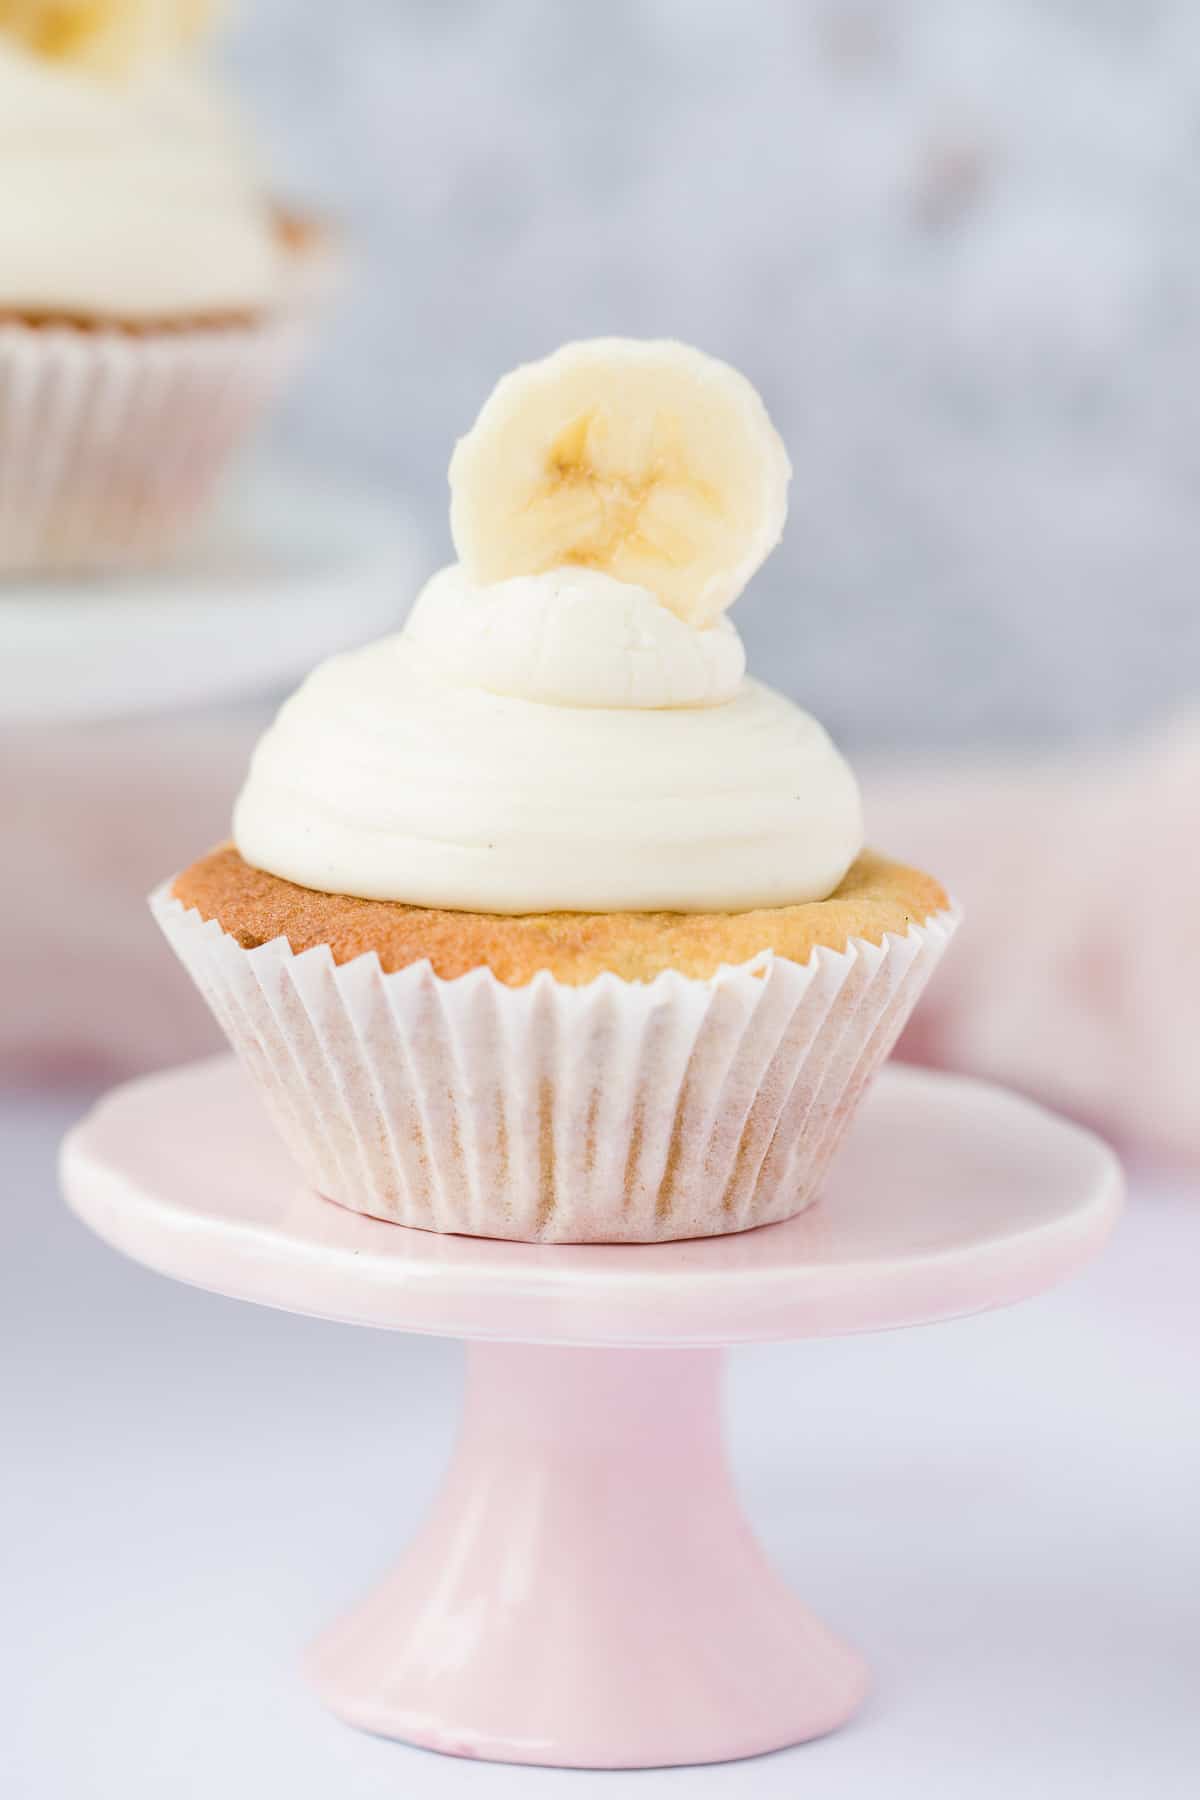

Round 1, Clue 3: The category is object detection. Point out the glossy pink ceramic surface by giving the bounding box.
[62,1056,1121,1346]
[60,1056,1121,1768]
[309,1343,868,1766]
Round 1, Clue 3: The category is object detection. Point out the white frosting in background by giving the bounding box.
[233,568,864,915]
[405,565,745,709]
[0,42,282,317]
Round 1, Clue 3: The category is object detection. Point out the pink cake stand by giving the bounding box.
[61,1055,1121,1771]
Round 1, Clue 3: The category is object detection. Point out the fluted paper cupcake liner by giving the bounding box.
[0,318,307,573]
[152,886,958,1243]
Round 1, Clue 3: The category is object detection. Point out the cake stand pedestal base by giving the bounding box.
[308,1342,866,1767]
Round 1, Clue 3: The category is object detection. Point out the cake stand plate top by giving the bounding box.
[61,1055,1122,1348]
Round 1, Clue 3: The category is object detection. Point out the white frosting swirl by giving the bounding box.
[405,565,745,709]
[233,569,864,915]
[0,43,282,317]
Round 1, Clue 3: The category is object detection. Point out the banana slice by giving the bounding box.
[448,338,791,627]
[2,0,216,73]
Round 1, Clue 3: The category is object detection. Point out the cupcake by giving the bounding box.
[0,2,332,572]
[156,338,957,1242]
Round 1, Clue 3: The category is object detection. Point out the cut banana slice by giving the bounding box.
[1,0,216,73]
[448,338,791,627]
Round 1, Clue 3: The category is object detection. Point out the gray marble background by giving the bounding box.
[223,0,1200,752]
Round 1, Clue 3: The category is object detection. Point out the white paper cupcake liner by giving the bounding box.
[152,886,958,1243]
[0,317,307,573]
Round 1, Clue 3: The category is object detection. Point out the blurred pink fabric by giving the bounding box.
[1,717,253,1081]
[866,712,1200,1162]
[3,710,1197,1163]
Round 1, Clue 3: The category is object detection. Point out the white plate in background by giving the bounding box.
[0,465,429,724]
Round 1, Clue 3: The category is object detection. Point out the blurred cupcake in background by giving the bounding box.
[0,0,336,571]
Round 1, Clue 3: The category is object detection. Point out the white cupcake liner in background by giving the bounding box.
[152,886,958,1243]
[0,317,307,573]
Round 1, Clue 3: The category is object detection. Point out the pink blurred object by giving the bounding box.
[866,711,1200,1162]
[0,716,254,1081]
[5,709,1196,1166]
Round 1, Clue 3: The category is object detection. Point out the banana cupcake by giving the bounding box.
[0,2,331,571]
[157,339,956,1243]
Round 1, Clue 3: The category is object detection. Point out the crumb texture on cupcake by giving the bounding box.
[172,845,950,987]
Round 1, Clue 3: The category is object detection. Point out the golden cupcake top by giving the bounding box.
[173,845,950,986]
